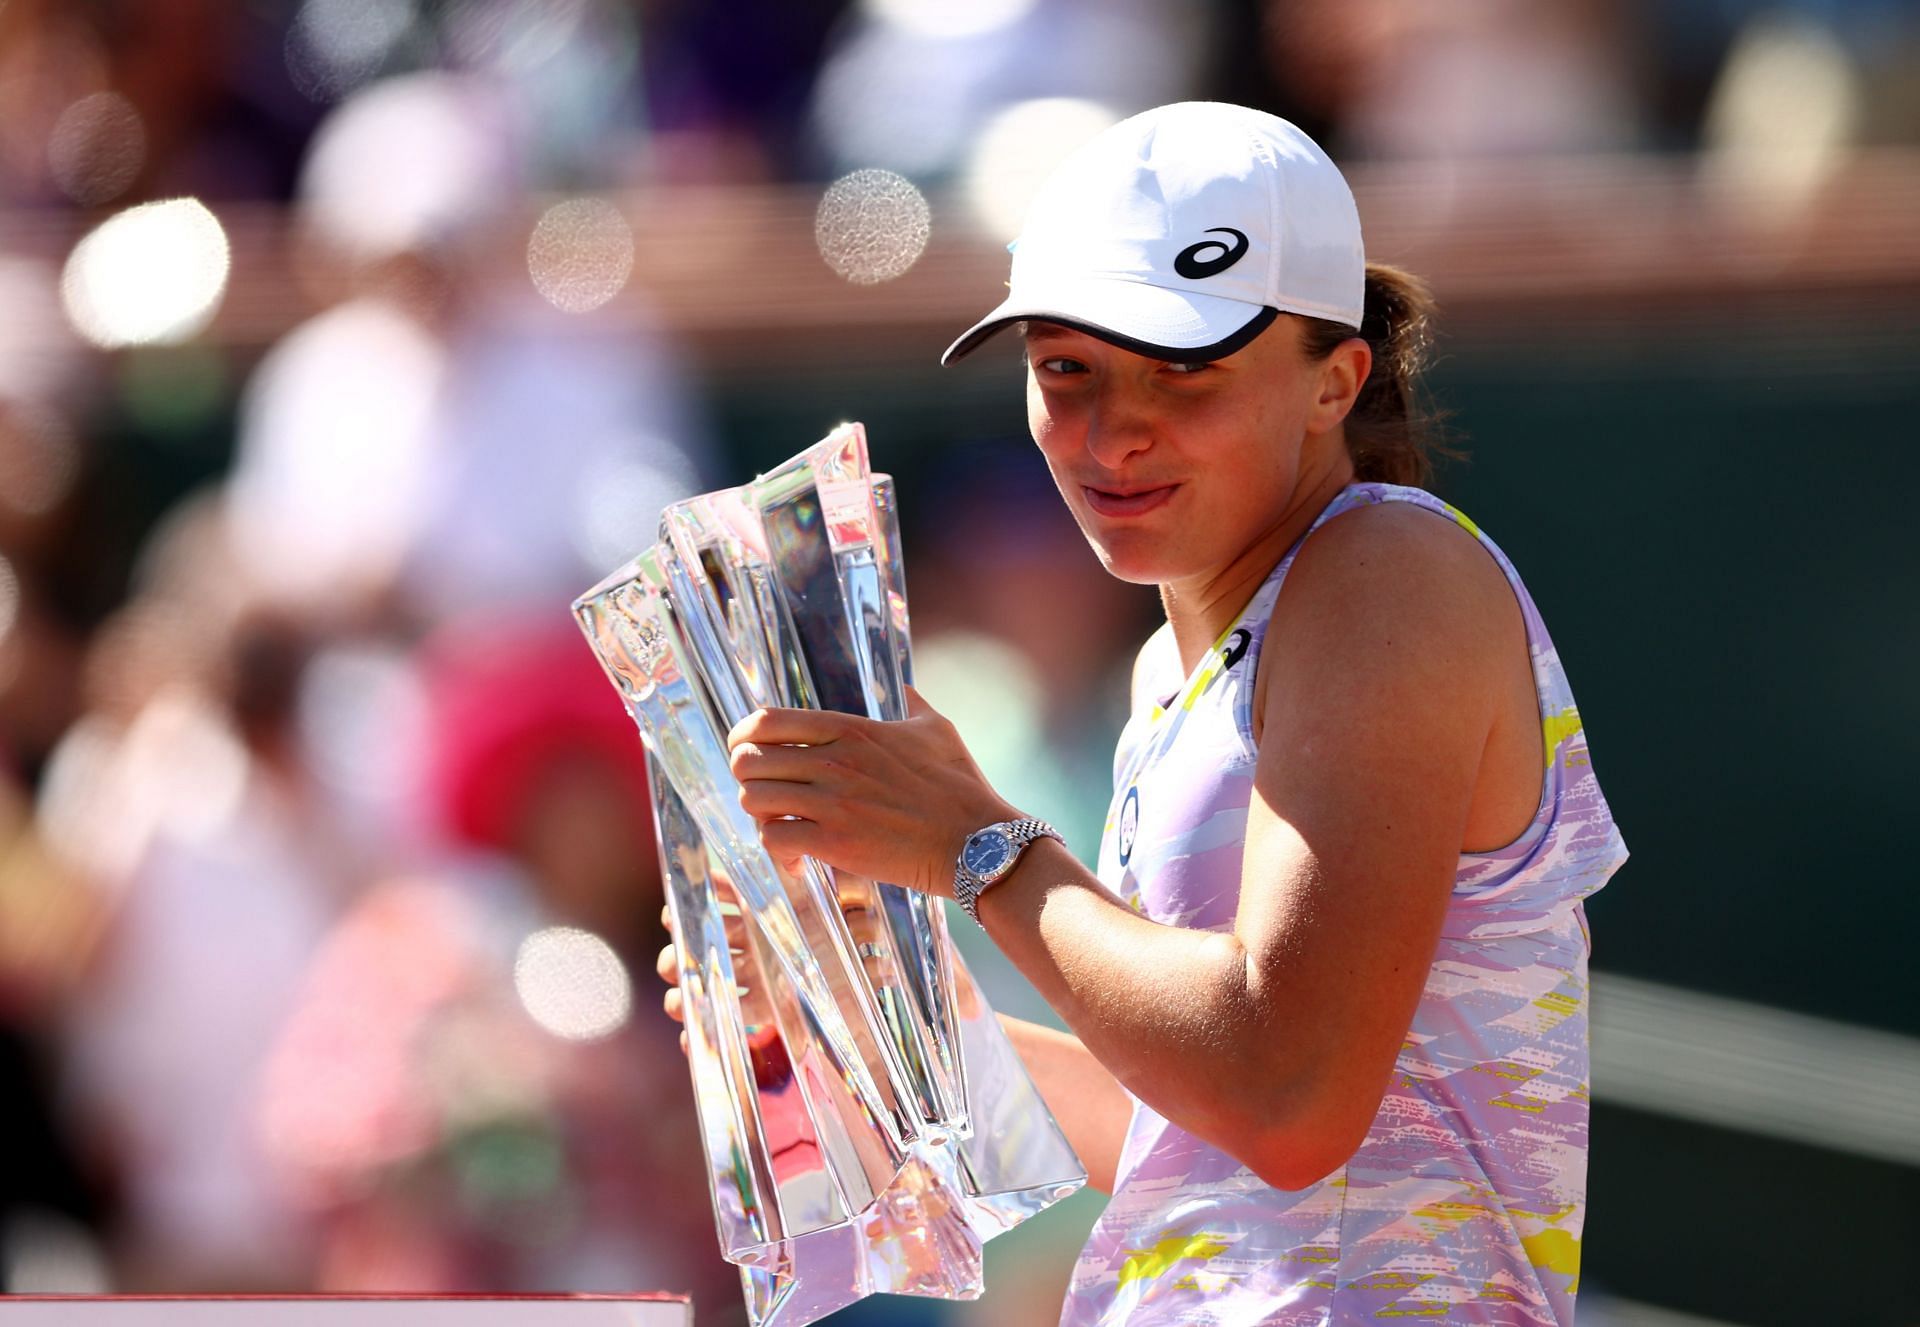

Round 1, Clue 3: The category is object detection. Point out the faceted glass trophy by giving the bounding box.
[574,424,1085,1327]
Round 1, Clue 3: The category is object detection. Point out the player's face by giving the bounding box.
[1024,317,1351,589]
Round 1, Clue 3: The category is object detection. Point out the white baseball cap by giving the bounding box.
[942,102,1364,366]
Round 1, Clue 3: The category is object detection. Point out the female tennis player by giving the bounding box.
[669,102,1627,1325]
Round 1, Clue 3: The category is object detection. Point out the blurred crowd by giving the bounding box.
[1,0,1917,1322]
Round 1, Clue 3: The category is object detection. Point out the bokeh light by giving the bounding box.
[226,299,444,607]
[46,92,147,207]
[963,98,1119,242]
[513,926,633,1041]
[1704,13,1861,204]
[861,0,1036,40]
[297,73,516,263]
[285,0,416,103]
[526,197,634,314]
[814,168,931,285]
[60,199,231,350]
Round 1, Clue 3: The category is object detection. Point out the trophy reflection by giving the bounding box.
[574,424,1085,1327]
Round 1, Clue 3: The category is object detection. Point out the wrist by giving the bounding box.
[973,833,1077,936]
[952,814,1064,924]
[935,801,1022,895]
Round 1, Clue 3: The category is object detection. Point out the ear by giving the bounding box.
[1307,337,1372,436]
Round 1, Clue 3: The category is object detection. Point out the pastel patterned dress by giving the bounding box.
[1061,483,1628,1326]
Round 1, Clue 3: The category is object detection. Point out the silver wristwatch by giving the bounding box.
[953,817,1062,923]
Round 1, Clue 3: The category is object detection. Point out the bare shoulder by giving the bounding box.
[1272,498,1520,651]
[1254,498,1525,732]
[1290,499,1515,621]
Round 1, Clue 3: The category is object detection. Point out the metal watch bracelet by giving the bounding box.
[953,817,1063,923]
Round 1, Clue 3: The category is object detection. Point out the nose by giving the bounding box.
[1082,381,1157,470]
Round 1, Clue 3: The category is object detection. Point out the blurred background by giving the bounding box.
[0,1,1915,1325]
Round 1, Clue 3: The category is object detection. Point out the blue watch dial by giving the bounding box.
[963,829,1015,878]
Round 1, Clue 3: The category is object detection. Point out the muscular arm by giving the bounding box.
[731,505,1530,1189]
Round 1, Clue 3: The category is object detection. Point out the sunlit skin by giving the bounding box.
[1023,317,1368,671]
[661,314,1542,1195]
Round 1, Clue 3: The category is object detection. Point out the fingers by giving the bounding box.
[728,706,852,751]
[759,816,827,870]
[731,738,862,844]
[737,779,839,824]
[664,986,684,1023]
[656,942,679,986]
[729,740,833,785]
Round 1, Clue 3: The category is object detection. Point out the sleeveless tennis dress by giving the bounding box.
[1061,483,1628,1326]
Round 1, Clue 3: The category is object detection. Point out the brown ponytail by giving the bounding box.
[1298,262,1454,487]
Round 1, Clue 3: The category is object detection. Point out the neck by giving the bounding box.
[1159,448,1356,673]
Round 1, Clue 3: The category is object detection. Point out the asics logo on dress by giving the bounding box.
[1222,628,1252,671]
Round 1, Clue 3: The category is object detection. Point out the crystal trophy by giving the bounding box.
[574,423,1085,1327]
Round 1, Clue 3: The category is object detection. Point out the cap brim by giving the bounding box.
[940,278,1278,366]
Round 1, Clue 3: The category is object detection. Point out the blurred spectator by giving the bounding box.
[256,624,737,1310]
[226,71,707,628]
[0,245,125,1296]
[47,538,348,1289]
[1261,0,1644,161]
[808,0,1210,180]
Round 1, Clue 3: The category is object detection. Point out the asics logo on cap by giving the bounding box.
[1173,228,1249,280]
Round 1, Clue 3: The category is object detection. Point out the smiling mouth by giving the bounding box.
[1083,483,1178,518]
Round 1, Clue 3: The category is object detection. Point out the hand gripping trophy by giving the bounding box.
[574,423,1085,1326]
